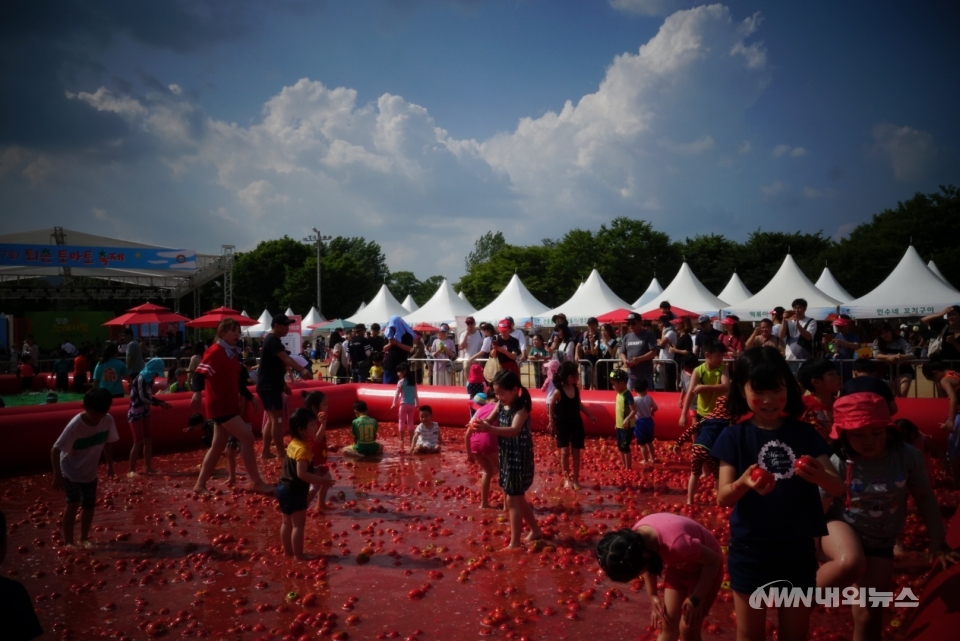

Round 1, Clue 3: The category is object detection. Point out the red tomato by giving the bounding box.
[794,455,814,473]
[750,467,775,485]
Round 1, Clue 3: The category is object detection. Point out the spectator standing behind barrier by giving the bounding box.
[780,298,816,373]
[621,313,658,391]
[21,335,39,370]
[369,324,385,361]
[383,315,415,385]
[431,324,457,386]
[458,316,484,363]
[347,324,372,383]
[493,319,522,376]
[693,315,720,357]
[656,315,678,392]
[576,317,601,390]
[921,305,960,362]
[872,322,915,397]
[125,330,144,377]
[671,317,694,385]
[596,323,619,391]
[528,334,549,388]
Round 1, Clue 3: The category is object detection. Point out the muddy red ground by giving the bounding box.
[3,425,956,641]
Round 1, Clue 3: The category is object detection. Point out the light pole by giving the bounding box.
[303,229,332,316]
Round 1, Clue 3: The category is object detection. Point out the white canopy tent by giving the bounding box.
[635,263,728,315]
[632,278,663,308]
[353,301,366,316]
[814,268,853,304]
[300,307,326,336]
[928,260,954,288]
[403,279,477,325]
[458,290,474,307]
[473,274,551,324]
[283,307,295,318]
[347,284,409,325]
[537,269,632,326]
[240,310,251,318]
[724,255,842,320]
[243,308,273,337]
[717,273,753,306]
[401,295,419,313]
[846,246,960,319]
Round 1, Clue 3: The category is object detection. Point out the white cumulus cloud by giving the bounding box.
[871,123,936,181]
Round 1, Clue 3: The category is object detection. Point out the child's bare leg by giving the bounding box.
[79,506,95,545]
[223,417,273,493]
[128,431,142,475]
[571,448,581,488]
[686,472,698,505]
[479,455,496,508]
[281,513,293,556]
[518,495,543,542]
[505,494,524,548]
[226,450,237,485]
[560,447,571,485]
[291,510,313,559]
[62,502,80,547]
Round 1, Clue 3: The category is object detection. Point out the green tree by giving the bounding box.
[457,245,555,308]
[675,234,744,295]
[592,218,681,303]
[233,237,312,315]
[387,271,421,303]
[819,185,960,297]
[465,231,506,272]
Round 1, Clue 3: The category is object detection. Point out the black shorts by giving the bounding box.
[258,389,285,412]
[63,478,98,509]
[616,428,633,453]
[555,422,585,449]
[276,482,308,515]
[727,538,816,595]
[212,414,240,425]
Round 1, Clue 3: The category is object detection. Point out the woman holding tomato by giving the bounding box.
[598,513,723,641]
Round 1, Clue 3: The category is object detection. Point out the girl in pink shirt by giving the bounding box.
[598,513,722,641]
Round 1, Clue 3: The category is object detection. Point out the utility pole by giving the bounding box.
[303,229,332,315]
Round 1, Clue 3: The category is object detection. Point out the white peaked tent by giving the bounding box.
[458,290,474,308]
[724,255,842,320]
[403,279,477,325]
[240,310,251,318]
[928,260,954,287]
[846,246,960,319]
[815,268,853,304]
[632,278,664,308]
[353,301,366,316]
[300,307,325,336]
[243,308,273,337]
[635,263,728,315]
[717,273,753,306]
[347,284,408,325]
[537,269,632,325]
[283,308,295,319]
[473,274,551,324]
[401,295,419,313]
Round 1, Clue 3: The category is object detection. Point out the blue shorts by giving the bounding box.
[727,538,816,595]
[63,478,98,509]
[634,417,655,445]
[276,482,309,515]
[258,389,285,412]
[615,428,633,453]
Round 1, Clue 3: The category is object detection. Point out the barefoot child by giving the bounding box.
[611,370,636,469]
[633,378,658,465]
[410,406,442,454]
[51,388,118,548]
[466,394,500,509]
[798,358,843,440]
[597,513,723,641]
[127,358,172,476]
[547,361,597,489]
[184,413,239,485]
[472,370,543,549]
[711,347,845,641]
[390,362,420,448]
[276,408,330,559]
[820,392,959,640]
[301,391,334,512]
[342,401,383,458]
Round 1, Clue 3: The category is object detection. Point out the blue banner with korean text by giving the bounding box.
[0,244,197,270]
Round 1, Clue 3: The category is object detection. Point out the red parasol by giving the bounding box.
[594,308,636,324]
[639,306,699,321]
[103,302,191,326]
[185,307,258,328]
[412,323,441,334]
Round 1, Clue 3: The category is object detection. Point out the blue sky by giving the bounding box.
[2,0,958,280]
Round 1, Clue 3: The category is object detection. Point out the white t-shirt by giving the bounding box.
[659,328,677,361]
[54,413,120,483]
[480,336,493,355]
[784,317,817,360]
[511,329,528,358]
[459,330,484,358]
[413,421,441,448]
[634,394,655,419]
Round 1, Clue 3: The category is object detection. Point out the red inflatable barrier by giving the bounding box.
[905,508,960,641]
[1,382,953,476]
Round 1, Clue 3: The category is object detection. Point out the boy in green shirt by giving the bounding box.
[343,401,383,458]
[611,369,636,470]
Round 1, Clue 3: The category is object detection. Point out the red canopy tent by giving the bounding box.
[595,308,635,324]
[639,306,699,321]
[185,307,258,329]
[103,302,191,327]
[412,323,441,334]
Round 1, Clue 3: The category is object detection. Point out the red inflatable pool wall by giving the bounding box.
[1,383,951,475]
